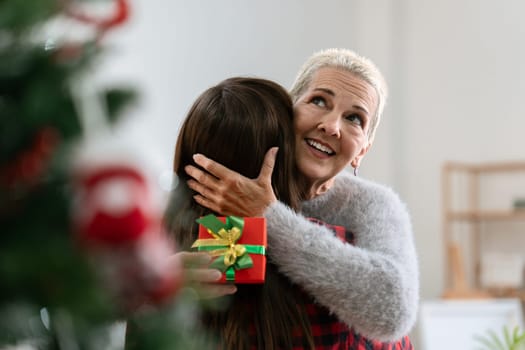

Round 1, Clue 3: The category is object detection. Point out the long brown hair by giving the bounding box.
[164,77,314,349]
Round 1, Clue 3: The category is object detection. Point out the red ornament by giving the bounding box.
[73,165,156,245]
[65,0,130,33]
[71,161,182,310]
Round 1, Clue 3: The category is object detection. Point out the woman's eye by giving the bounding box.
[345,114,363,126]
[311,96,326,107]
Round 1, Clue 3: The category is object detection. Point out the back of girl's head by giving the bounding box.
[167,77,302,249]
[165,77,314,350]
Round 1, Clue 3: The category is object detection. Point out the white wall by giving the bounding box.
[98,0,399,184]
[400,0,525,299]
[97,0,525,328]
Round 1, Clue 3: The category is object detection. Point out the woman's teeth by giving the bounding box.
[306,139,334,155]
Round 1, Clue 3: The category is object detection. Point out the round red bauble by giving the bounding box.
[73,165,153,245]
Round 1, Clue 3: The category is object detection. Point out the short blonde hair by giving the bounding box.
[290,48,388,143]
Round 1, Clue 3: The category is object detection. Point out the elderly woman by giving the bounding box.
[184,48,418,345]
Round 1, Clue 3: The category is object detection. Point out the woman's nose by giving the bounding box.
[317,113,341,137]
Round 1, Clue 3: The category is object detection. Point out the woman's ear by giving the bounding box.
[351,142,371,168]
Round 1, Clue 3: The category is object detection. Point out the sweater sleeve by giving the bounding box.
[263,176,419,342]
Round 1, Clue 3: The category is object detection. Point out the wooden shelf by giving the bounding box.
[443,287,525,301]
[442,161,525,300]
[447,210,525,221]
[444,161,525,173]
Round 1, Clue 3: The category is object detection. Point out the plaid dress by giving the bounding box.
[286,218,414,350]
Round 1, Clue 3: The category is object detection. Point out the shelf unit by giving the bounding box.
[441,161,525,299]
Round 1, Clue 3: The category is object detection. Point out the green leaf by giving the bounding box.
[475,326,525,350]
[0,0,59,33]
[474,334,496,350]
[489,328,507,350]
[505,326,513,348]
[103,87,138,124]
[474,329,506,350]
[511,326,525,350]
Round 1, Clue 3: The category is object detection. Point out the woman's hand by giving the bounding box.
[172,251,237,298]
[184,147,278,217]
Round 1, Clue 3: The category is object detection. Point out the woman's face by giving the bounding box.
[293,67,378,192]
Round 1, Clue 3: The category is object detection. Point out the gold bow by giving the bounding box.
[192,226,247,267]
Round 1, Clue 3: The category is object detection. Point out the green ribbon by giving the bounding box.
[192,215,265,282]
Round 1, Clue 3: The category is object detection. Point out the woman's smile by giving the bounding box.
[305,138,335,157]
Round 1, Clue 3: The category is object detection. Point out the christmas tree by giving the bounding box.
[0,1,212,349]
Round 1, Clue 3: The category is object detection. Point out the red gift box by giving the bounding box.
[195,216,266,284]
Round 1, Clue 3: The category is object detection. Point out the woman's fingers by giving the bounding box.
[173,252,237,298]
[197,284,237,299]
[175,252,221,283]
[186,178,217,202]
[186,267,222,283]
[192,153,234,179]
[176,251,212,267]
[192,194,224,215]
[184,164,220,191]
[185,270,237,298]
[185,267,238,298]
[258,147,278,183]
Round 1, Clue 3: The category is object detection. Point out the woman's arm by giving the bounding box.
[263,180,419,341]
[185,153,418,341]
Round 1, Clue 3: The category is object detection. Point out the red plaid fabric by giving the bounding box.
[285,218,414,350]
[288,294,413,349]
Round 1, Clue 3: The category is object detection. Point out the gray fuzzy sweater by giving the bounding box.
[264,171,419,342]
